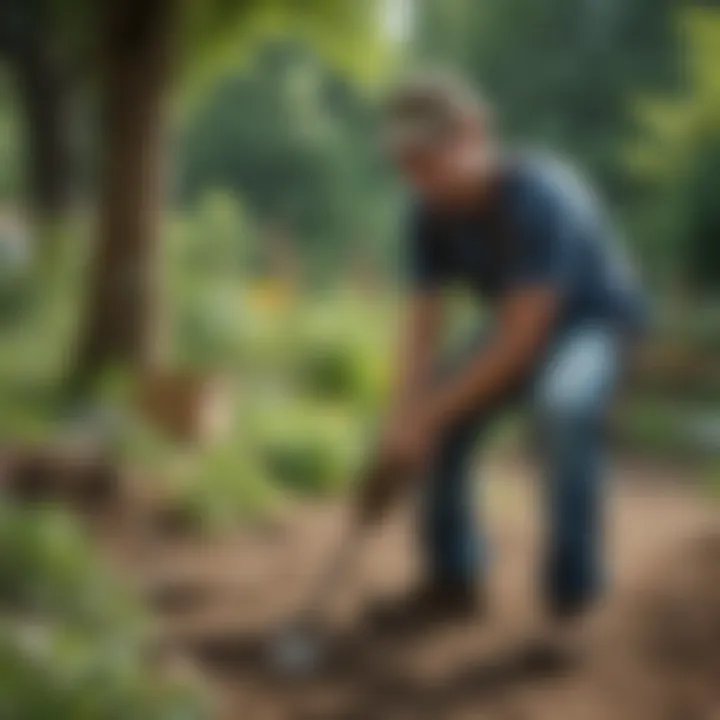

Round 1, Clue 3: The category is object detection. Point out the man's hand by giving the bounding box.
[356,449,414,525]
[357,404,444,525]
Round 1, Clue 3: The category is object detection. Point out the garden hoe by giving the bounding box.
[265,454,409,678]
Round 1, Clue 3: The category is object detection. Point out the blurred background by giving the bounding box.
[0,0,718,717]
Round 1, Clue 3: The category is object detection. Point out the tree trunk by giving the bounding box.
[15,39,72,222]
[70,0,179,391]
[0,0,73,222]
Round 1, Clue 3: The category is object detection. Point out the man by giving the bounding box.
[361,73,647,631]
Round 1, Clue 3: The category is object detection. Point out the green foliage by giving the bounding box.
[168,443,282,533]
[628,9,720,292]
[0,504,136,626]
[251,401,363,494]
[0,222,91,443]
[179,40,397,278]
[663,305,720,358]
[164,191,251,370]
[618,401,692,459]
[289,301,390,409]
[0,70,22,203]
[0,620,208,720]
[617,395,720,463]
[684,135,720,292]
[182,0,387,91]
[0,505,209,719]
[705,467,720,500]
[294,334,380,406]
[415,0,679,192]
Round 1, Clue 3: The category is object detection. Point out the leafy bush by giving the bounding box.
[0,504,138,626]
[289,301,390,409]
[617,401,689,458]
[233,297,296,370]
[163,192,253,371]
[0,622,206,720]
[0,224,32,322]
[295,333,379,403]
[0,505,209,719]
[705,467,720,499]
[616,399,720,461]
[167,443,282,533]
[252,402,363,494]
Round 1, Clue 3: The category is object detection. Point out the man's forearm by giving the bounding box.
[390,341,434,411]
[389,292,443,412]
[425,287,560,428]
[425,337,534,425]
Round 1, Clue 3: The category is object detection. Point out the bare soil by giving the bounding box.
[110,458,719,719]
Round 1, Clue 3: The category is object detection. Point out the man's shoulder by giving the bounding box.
[508,150,600,219]
[510,150,584,195]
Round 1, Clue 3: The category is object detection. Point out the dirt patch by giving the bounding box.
[17,450,713,719]
[116,461,717,719]
[603,532,720,719]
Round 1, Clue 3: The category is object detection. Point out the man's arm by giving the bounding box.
[389,290,444,413]
[425,170,575,429]
[424,286,559,427]
[360,285,558,524]
[357,290,443,524]
[393,202,448,407]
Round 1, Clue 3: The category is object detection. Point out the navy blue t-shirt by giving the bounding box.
[408,154,648,333]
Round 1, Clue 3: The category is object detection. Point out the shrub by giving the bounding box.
[167,443,282,533]
[289,301,390,409]
[163,192,253,371]
[0,622,207,720]
[0,505,209,719]
[252,402,363,494]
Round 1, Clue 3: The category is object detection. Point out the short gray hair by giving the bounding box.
[383,71,489,154]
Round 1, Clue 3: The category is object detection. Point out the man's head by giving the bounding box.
[383,72,495,208]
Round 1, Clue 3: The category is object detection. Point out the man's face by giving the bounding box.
[392,124,486,208]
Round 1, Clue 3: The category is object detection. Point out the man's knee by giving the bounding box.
[532,328,620,427]
[534,378,599,428]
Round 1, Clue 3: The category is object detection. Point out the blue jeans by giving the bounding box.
[422,323,624,611]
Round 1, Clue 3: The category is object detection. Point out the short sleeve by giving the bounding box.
[405,204,449,291]
[506,176,574,292]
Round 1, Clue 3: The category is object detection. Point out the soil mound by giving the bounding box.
[610,532,720,719]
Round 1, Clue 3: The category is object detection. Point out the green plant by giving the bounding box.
[163,192,252,371]
[252,401,363,494]
[0,505,210,719]
[704,467,720,499]
[168,442,282,533]
[0,621,208,720]
[289,300,390,409]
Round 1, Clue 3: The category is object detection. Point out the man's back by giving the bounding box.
[409,152,648,333]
